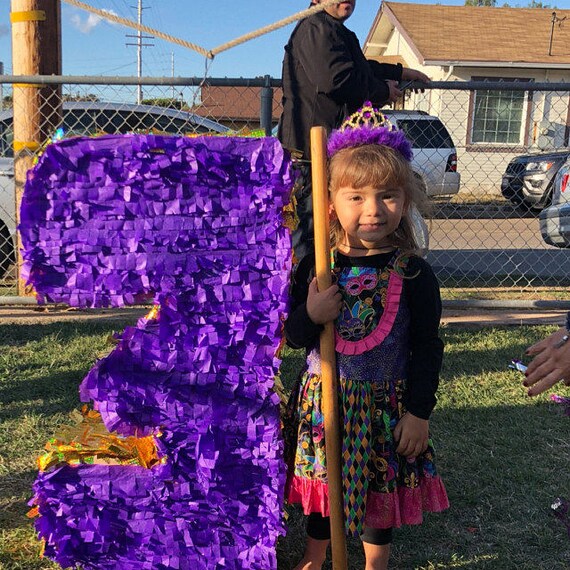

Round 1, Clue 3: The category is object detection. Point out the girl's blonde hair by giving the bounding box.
[328,144,430,257]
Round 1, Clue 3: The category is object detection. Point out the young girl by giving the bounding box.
[283,103,449,570]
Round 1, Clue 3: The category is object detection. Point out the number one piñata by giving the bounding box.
[21,133,293,570]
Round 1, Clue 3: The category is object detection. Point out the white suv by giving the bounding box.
[381,110,460,197]
[0,102,231,278]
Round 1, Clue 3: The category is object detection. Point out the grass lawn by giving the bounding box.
[0,317,569,569]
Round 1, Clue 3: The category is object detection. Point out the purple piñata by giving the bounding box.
[21,134,293,569]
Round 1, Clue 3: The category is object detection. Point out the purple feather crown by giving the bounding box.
[327,101,413,161]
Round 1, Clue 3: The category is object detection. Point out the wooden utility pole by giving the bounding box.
[310,126,348,570]
[11,0,62,295]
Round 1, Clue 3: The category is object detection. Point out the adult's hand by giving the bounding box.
[401,68,431,84]
[386,79,403,103]
[400,68,431,93]
[524,327,570,396]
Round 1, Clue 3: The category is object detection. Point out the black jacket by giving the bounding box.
[278,10,403,160]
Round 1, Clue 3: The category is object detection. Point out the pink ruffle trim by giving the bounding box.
[286,474,449,529]
[364,476,450,529]
[286,475,330,517]
[335,271,403,355]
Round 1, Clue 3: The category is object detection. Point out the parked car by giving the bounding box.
[539,157,570,247]
[501,149,570,211]
[0,102,231,278]
[381,109,460,198]
[273,110,461,198]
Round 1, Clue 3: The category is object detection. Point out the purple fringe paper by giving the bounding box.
[550,393,570,416]
[327,123,413,161]
[21,134,293,569]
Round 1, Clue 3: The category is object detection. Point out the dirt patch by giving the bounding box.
[441,308,566,328]
[0,305,566,328]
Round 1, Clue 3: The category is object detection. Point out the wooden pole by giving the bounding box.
[310,126,348,570]
[11,0,62,295]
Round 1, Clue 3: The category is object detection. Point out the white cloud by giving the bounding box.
[70,9,118,34]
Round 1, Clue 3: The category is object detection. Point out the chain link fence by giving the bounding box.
[0,76,569,302]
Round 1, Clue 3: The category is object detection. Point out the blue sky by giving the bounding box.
[1,0,569,79]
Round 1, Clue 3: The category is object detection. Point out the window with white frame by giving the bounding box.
[471,78,528,145]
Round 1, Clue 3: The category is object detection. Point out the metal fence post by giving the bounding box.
[260,74,273,136]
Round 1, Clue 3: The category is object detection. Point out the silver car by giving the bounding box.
[381,110,461,197]
[539,157,570,247]
[0,102,231,277]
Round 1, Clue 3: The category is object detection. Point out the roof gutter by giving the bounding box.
[443,65,454,81]
[426,60,570,69]
[375,3,425,65]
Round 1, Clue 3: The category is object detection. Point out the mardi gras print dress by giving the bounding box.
[284,251,449,537]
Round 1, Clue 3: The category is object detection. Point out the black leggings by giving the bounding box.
[306,513,393,546]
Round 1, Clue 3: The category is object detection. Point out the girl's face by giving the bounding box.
[331,183,407,249]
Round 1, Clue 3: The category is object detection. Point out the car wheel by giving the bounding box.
[506,192,525,207]
[0,221,15,279]
[536,189,554,211]
[511,200,541,219]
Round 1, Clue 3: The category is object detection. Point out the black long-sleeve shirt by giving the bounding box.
[284,252,444,419]
[278,10,402,160]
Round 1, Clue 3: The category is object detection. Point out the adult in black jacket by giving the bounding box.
[278,0,429,261]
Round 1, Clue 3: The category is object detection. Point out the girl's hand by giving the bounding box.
[524,327,570,396]
[394,413,429,459]
[306,277,342,325]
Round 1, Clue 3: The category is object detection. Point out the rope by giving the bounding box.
[62,0,346,61]
[210,0,346,56]
[62,0,212,59]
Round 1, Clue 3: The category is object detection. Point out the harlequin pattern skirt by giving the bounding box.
[284,370,449,536]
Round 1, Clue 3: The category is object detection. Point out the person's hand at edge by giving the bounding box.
[524,327,570,396]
